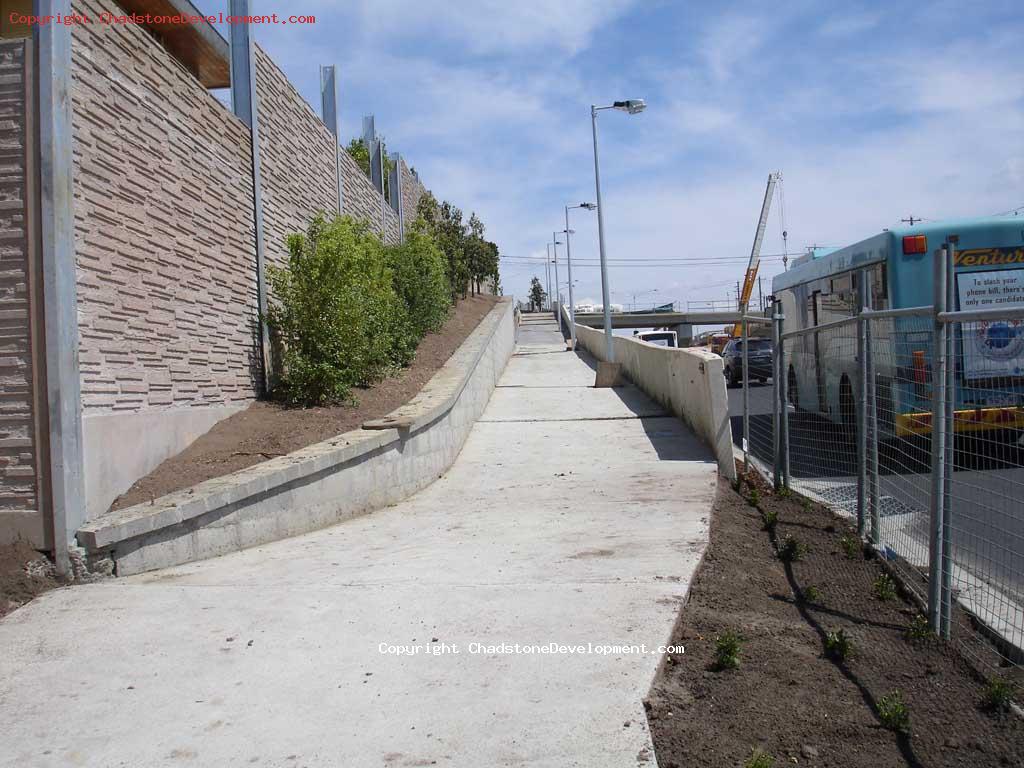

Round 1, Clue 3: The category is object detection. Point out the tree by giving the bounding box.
[385,228,451,339]
[528,276,547,312]
[346,138,395,200]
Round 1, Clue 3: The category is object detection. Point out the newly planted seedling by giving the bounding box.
[877,691,910,733]
[748,487,761,507]
[904,614,932,641]
[744,748,774,768]
[713,630,743,671]
[824,628,854,662]
[801,585,822,603]
[778,535,807,563]
[872,573,897,601]
[761,508,778,534]
[839,534,860,560]
[982,677,1014,714]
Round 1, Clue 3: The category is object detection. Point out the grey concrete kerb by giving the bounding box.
[77,298,514,566]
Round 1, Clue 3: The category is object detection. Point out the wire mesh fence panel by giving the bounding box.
[743,304,1024,680]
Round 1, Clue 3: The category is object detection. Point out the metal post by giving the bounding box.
[230,0,271,393]
[941,242,956,639]
[319,65,343,215]
[36,0,82,571]
[545,245,552,311]
[857,269,868,538]
[927,246,948,634]
[742,318,750,473]
[591,106,614,362]
[771,300,782,489]
[866,283,880,546]
[564,207,578,351]
[778,306,790,488]
[552,233,561,325]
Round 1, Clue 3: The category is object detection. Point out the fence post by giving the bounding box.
[742,317,750,474]
[777,302,790,489]
[867,293,880,547]
[857,270,868,538]
[928,246,949,634]
[772,300,781,489]
[941,241,956,639]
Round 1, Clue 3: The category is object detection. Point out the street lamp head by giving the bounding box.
[580,202,597,210]
[613,99,646,115]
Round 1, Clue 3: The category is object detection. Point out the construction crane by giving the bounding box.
[732,171,785,337]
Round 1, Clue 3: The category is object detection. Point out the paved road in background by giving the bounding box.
[0,316,717,768]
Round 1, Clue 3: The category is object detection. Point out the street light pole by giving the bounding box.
[590,99,645,363]
[552,232,562,323]
[545,244,552,311]
[564,202,595,351]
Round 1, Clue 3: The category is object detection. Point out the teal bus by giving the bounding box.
[771,215,1024,439]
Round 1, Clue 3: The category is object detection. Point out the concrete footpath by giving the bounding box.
[0,316,717,768]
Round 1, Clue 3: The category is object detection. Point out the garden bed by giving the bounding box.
[111,294,499,510]
[647,473,1024,767]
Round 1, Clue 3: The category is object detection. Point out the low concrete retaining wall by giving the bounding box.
[574,322,736,481]
[77,299,516,575]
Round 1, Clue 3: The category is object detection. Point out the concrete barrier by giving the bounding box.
[573,320,736,481]
[77,299,517,575]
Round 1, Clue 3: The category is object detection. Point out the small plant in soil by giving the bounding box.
[747,487,761,507]
[872,573,897,601]
[839,534,860,560]
[904,614,933,641]
[801,584,822,603]
[713,630,743,671]
[982,677,1015,714]
[800,498,813,512]
[761,508,778,534]
[744,748,774,768]
[824,628,854,662]
[877,691,910,733]
[777,535,807,563]
[775,486,791,499]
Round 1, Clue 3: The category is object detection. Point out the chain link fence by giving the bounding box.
[736,249,1024,681]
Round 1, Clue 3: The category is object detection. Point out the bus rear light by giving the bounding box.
[902,234,927,254]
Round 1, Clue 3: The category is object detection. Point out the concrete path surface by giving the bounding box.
[1,316,717,768]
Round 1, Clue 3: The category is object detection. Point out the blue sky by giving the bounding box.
[196,0,1023,309]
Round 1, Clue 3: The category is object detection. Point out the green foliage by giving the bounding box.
[346,138,395,200]
[840,534,861,560]
[877,691,910,733]
[744,749,774,768]
[713,630,743,670]
[385,227,451,340]
[905,614,932,641]
[801,585,821,603]
[747,487,761,507]
[414,194,500,300]
[778,535,807,563]
[982,677,1014,714]
[872,573,897,601]
[776,486,791,498]
[761,508,778,534]
[266,215,415,406]
[824,628,854,662]
[528,276,547,312]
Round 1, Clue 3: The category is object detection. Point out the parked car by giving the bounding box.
[634,330,678,348]
[721,338,773,387]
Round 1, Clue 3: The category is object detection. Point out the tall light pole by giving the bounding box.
[545,243,552,310]
[552,232,562,322]
[564,202,596,351]
[591,99,646,362]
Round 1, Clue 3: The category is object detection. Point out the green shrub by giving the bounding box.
[824,628,854,662]
[745,748,774,768]
[266,215,415,406]
[747,487,761,507]
[801,585,821,603]
[386,226,451,339]
[877,691,910,733]
[713,630,743,670]
[761,508,778,534]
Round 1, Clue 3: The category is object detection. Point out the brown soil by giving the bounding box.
[112,295,501,510]
[648,473,1024,768]
[1,542,60,618]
